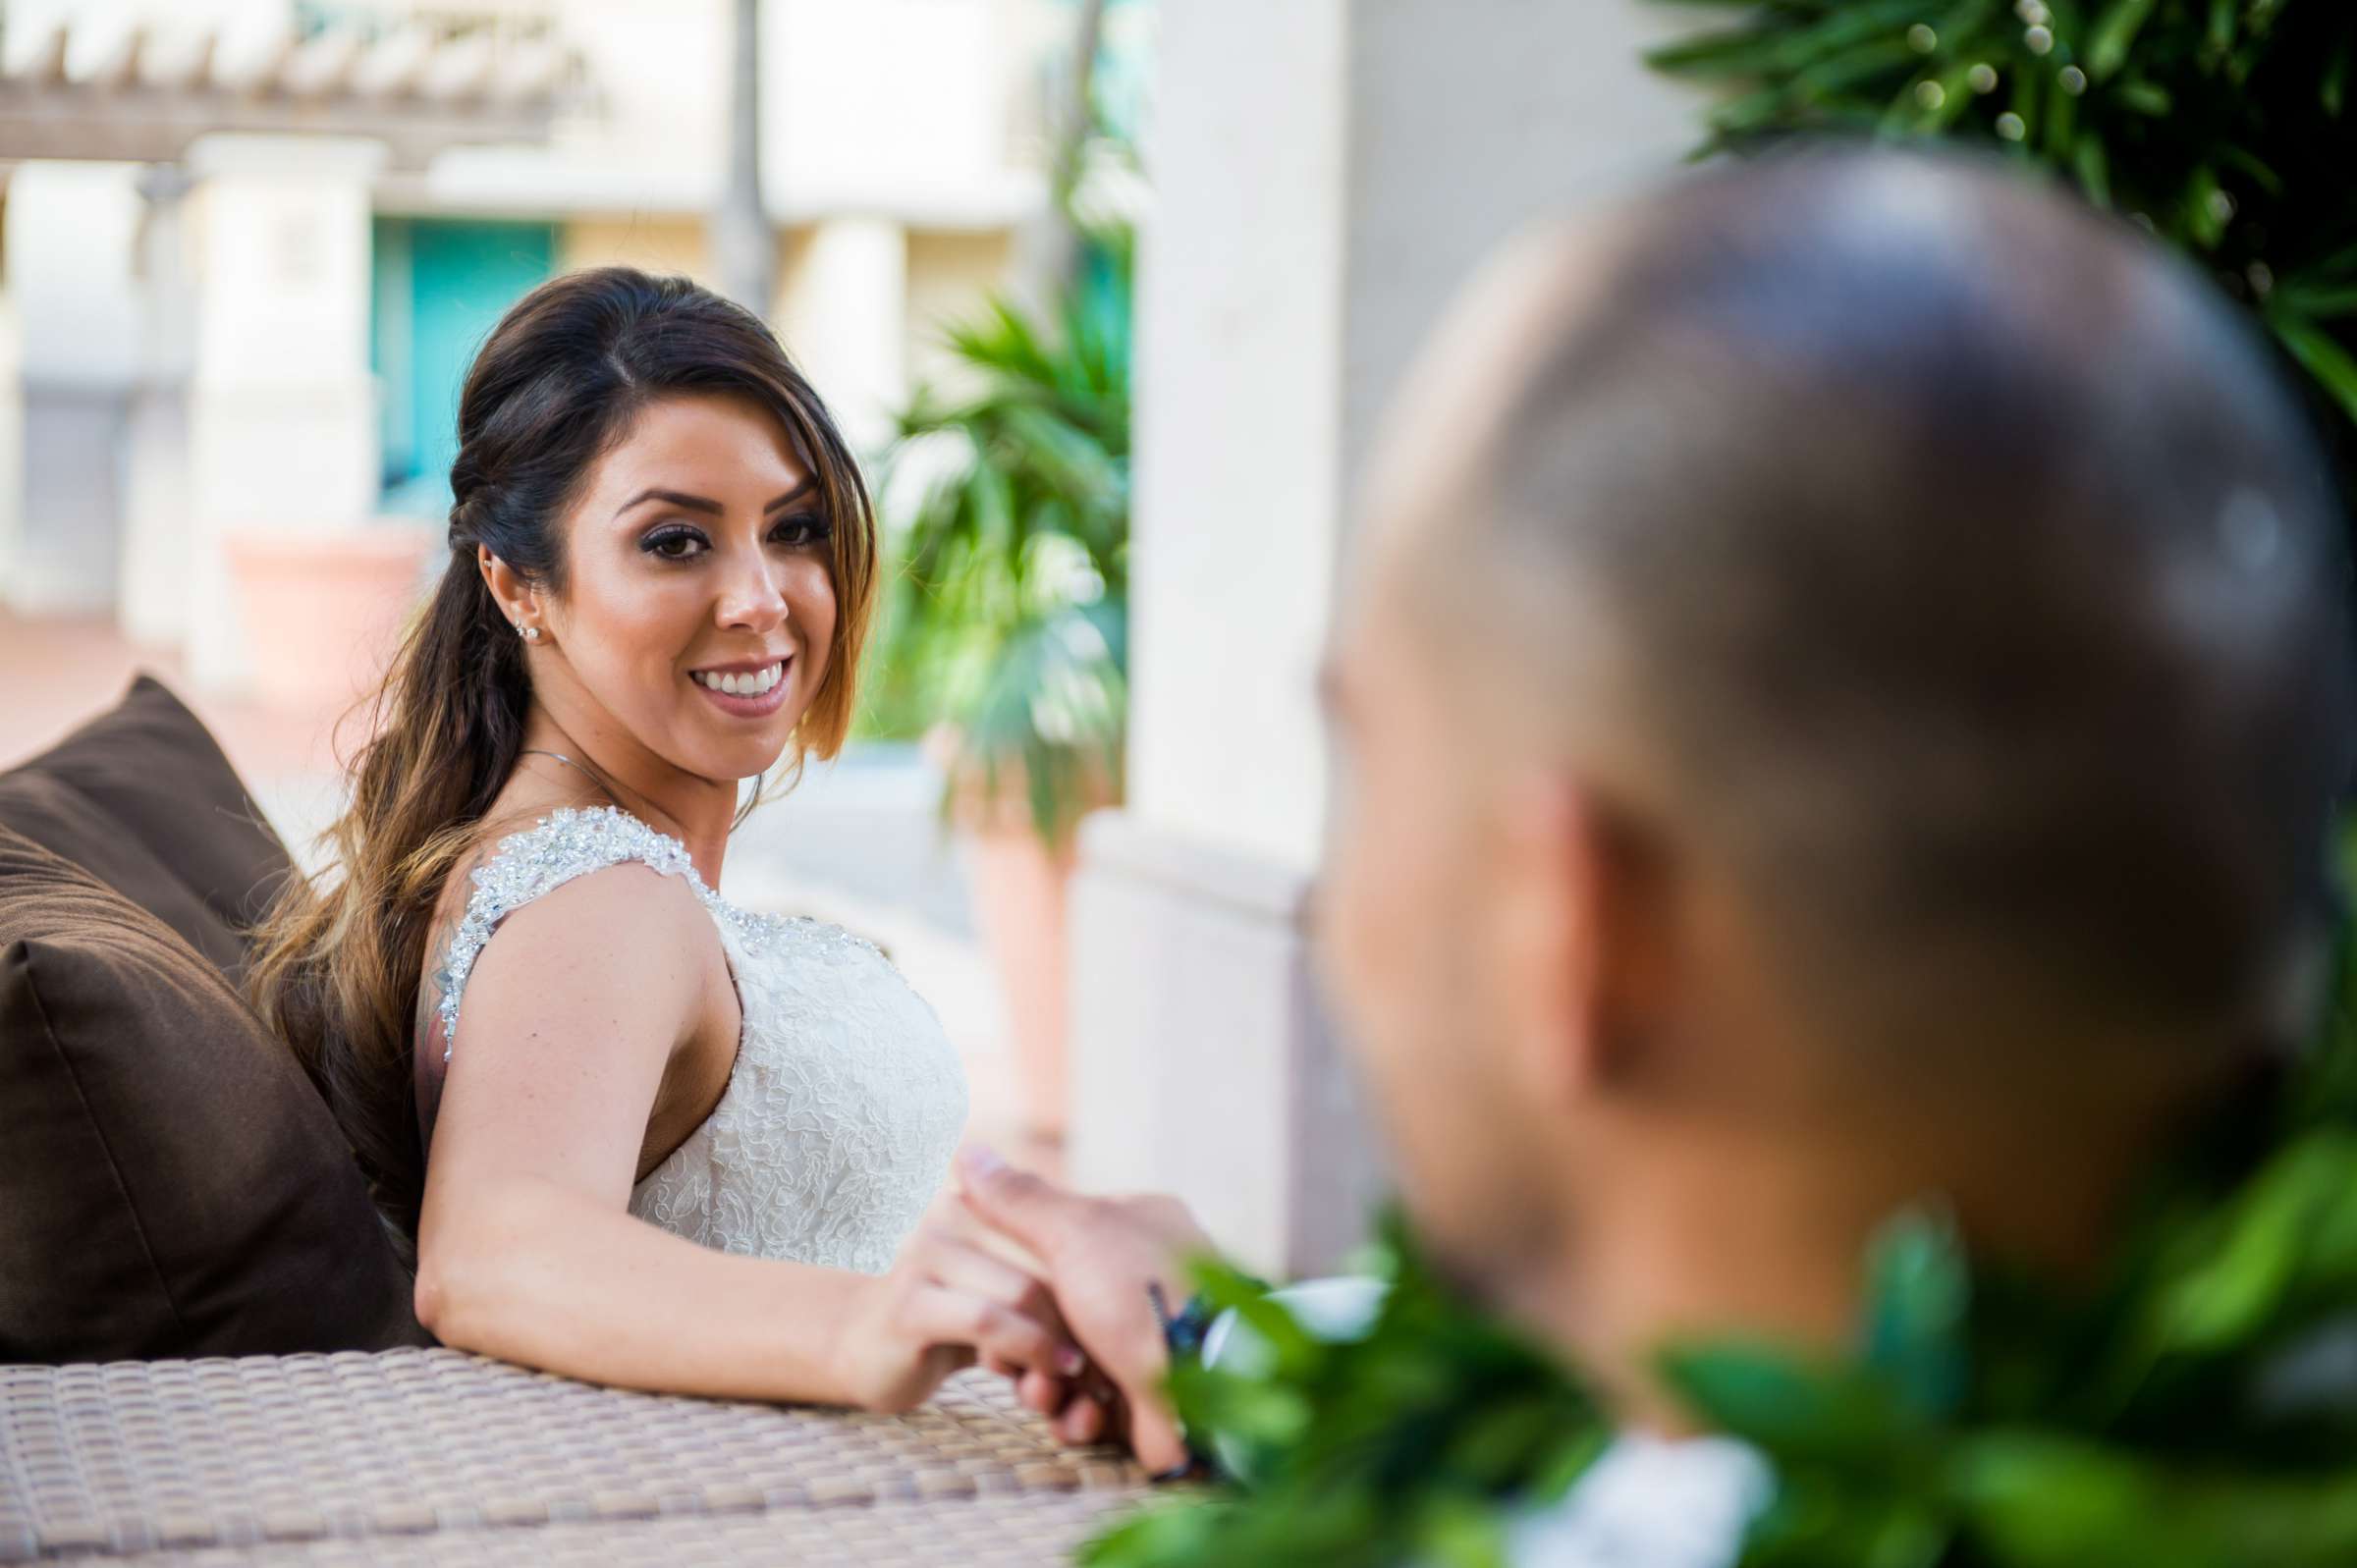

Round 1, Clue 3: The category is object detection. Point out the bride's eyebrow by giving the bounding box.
[763,478,818,514]
[614,477,815,520]
[616,488,721,518]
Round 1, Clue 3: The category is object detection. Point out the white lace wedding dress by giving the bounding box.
[421,805,968,1275]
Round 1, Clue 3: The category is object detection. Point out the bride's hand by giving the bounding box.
[832,1221,1088,1414]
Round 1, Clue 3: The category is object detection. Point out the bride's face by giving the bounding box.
[537,392,839,784]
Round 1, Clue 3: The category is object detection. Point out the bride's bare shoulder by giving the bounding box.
[437,855,725,1060]
[412,802,720,1063]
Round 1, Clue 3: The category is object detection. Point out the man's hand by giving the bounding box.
[957,1146,1215,1475]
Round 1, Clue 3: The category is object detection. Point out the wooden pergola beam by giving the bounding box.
[0,81,561,170]
[0,12,581,173]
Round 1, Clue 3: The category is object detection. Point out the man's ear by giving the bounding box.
[1491,775,1603,1107]
[1494,776,1676,1108]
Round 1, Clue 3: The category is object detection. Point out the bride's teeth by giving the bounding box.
[694,663,781,696]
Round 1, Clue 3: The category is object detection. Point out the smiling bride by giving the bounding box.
[245,267,1084,1413]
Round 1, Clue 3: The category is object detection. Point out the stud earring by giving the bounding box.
[518,623,541,643]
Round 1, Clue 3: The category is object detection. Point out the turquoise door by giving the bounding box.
[373,218,557,516]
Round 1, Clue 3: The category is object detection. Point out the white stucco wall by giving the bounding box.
[182,135,385,691]
[411,0,1041,228]
[770,0,1016,220]
[1124,0,1348,877]
[6,163,144,388]
[774,216,910,454]
[0,297,25,616]
[1339,1,1707,513]
[0,162,144,613]
[1125,0,1706,872]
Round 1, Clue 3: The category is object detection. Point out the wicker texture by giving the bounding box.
[132,1496,1141,1566]
[0,1349,1147,1564]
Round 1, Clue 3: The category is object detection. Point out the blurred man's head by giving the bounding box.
[1316,148,2353,1411]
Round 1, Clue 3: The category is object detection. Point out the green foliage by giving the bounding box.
[866,234,1132,843]
[1645,0,2357,445]
[1087,826,2357,1567]
[1084,1217,1604,1568]
[1661,1115,2357,1567]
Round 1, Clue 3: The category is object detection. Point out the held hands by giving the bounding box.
[831,1145,1220,1475]
[956,1146,1215,1475]
[831,1218,1089,1414]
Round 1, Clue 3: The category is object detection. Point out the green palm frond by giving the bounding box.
[868,237,1132,844]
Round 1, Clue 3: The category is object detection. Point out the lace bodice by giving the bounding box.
[427,805,968,1274]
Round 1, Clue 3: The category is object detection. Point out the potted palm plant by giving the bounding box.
[873,232,1131,1146]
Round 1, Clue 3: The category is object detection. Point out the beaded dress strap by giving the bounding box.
[434,805,716,1065]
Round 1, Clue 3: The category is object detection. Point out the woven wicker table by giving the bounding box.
[0,1350,1153,1564]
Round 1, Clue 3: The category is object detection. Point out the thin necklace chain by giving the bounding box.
[518,746,689,843]
[518,746,611,801]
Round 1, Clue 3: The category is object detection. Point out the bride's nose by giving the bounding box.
[713,553,791,632]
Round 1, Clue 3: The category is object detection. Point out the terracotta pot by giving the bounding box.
[225,524,435,710]
[962,821,1080,1141]
[934,728,1120,1143]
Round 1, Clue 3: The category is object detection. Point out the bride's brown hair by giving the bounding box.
[245,267,876,1265]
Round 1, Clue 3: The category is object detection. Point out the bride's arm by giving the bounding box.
[416,1172,878,1400]
[412,863,1069,1409]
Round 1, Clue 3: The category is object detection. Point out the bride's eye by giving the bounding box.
[642,527,706,561]
[771,514,832,549]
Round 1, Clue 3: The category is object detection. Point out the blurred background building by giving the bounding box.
[0,0,1114,693]
[0,0,1710,1277]
[0,0,1146,1160]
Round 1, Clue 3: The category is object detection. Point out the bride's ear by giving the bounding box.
[478,546,537,631]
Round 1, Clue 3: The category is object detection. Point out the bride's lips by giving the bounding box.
[687,657,793,719]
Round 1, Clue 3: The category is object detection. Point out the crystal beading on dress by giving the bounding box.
[431,804,968,1275]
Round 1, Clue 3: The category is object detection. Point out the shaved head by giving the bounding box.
[1364,147,2353,1064]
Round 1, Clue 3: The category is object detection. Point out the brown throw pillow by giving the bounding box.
[0,827,428,1361]
[0,674,296,985]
